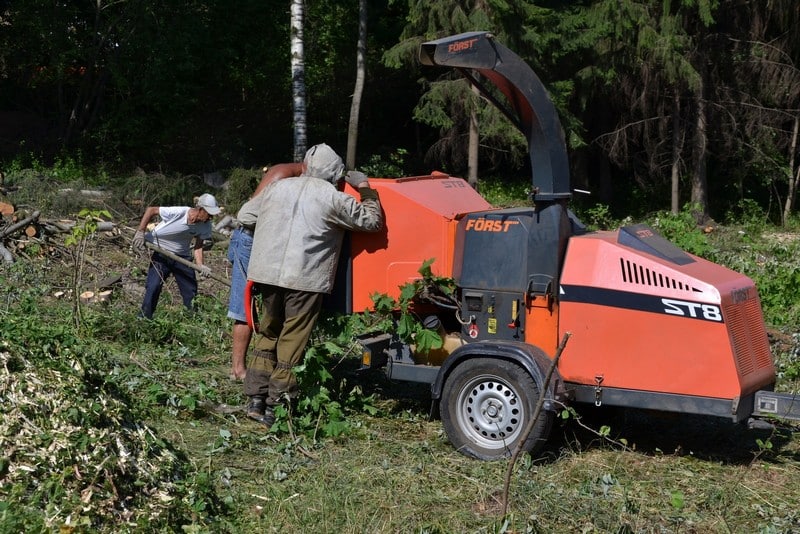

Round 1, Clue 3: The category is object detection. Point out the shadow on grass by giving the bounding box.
[336,361,434,415]
[330,358,799,466]
[547,405,798,465]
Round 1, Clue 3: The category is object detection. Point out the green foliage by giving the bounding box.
[706,228,800,327]
[220,167,262,214]
[647,204,712,257]
[0,333,224,531]
[576,203,622,231]
[360,148,408,178]
[277,339,379,440]
[670,489,686,510]
[725,198,769,234]
[749,260,800,327]
[478,175,530,207]
[64,207,111,246]
[368,258,457,355]
[65,208,113,328]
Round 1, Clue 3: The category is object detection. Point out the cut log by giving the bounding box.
[0,210,40,238]
[93,274,122,290]
[0,201,14,217]
[79,289,113,305]
[46,219,116,233]
[214,214,234,232]
[24,225,39,238]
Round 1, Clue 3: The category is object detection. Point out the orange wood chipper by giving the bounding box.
[329,31,798,460]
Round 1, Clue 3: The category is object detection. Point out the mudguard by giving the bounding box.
[430,340,566,412]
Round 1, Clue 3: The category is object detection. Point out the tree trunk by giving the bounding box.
[690,74,709,223]
[782,114,799,226]
[670,92,682,214]
[290,0,307,162]
[467,85,479,189]
[346,0,367,170]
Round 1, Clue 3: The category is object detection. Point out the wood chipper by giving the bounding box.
[329,31,799,460]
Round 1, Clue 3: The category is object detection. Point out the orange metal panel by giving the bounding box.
[524,296,559,356]
[558,231,775,399]
[559,302,742,397]
[347,175,491,312]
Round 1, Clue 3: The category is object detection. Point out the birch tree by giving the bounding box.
[346,0,367,170]
[291,0,307,161]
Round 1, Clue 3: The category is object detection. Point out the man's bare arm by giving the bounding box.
[252,162,304,197]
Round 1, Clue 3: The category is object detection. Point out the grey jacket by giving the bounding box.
[246,175,383,293]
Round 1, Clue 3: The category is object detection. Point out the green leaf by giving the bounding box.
[398,283,418,307]
[417,258,435,278]
[670,490,685,510]
[370,292,395,313]
[322,419,349,437]
[414,328,443,354]
[396,313,417,341]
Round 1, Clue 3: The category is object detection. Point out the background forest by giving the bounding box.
[1,0,799,224]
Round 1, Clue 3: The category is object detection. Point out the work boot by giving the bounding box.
[246,396,275,428]
[246,395,266,419]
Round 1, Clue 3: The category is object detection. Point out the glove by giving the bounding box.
[132,230,146,252]
[344,170,368,189]
[197,265,212,279]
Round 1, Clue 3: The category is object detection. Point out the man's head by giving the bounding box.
[196,193,221,216]
[303,143,344,184]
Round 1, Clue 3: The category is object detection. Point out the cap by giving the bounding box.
[303,143,345,184]
[197,193,221,215]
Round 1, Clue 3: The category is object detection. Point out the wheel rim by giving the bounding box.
[454,373,525,450]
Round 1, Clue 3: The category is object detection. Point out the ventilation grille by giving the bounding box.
[619,258,700,292]
[724,298,774,377]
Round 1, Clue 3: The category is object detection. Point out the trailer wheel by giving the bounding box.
[441,358,552,460]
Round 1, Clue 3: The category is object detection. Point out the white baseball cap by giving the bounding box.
[197,193,221,215]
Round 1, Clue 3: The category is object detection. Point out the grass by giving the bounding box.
[1,176,799,532]
[149,396,800,532]
[3,270,799,533]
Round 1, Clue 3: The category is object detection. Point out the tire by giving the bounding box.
[440,358,553,460]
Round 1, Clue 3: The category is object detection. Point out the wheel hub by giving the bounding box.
[484,402,500,419]
[458,376,523,445]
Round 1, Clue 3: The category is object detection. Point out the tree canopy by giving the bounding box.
[1,0,798,222]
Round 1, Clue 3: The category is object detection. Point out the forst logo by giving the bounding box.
[465,218,519,232]
[448,38,478,54]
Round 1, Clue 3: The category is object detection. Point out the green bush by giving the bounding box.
[360,148,408,178]
[646,205,712,257]
[478,175,530,207]
[220,167,262,215]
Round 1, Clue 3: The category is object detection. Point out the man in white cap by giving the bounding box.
[243,143,383,426]
[132,193,221,318]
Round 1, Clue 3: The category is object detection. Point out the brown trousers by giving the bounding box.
[243,284,323,405]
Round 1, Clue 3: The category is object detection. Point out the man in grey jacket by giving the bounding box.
[243,143,383,426]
